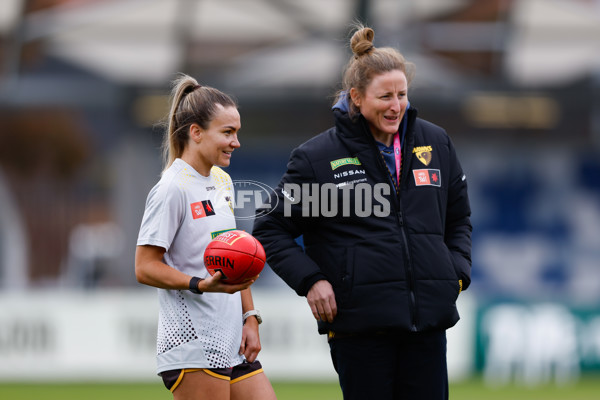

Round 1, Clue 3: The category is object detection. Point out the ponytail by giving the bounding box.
[161,74,237,172]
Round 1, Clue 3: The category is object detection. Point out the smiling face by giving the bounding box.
[182,104,241,176]
[350,69,408,146]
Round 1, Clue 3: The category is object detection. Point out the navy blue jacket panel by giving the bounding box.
[253,106,472,334]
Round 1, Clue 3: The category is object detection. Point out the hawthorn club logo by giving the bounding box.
[413,146,433,166]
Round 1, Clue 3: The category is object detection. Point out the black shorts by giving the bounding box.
[160,360,264,392]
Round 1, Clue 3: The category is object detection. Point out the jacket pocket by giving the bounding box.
[416,279,460,330]
[411,233,456,281]
[307,244,353,302]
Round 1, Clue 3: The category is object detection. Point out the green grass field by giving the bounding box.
[1,376,600,400]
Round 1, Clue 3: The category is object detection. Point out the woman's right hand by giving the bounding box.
[307,280,337,323]
[198,271,257,294]
[135,245,255,293]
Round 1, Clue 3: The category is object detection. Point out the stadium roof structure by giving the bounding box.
[1,0,599,101]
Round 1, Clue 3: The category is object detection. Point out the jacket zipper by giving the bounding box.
[396,210,417,331]
[367,119,418,331]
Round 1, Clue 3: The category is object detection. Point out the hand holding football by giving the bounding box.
[204,230,266,284]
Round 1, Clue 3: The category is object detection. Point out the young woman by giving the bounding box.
[253,25,472,400]
[135,74,276,400]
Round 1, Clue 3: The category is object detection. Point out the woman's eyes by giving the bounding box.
[380,94,405,99]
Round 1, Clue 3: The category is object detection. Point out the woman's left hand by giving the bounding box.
[239,317,261,362]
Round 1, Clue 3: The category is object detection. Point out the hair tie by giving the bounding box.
[184,84,202,96]
[354,44,374,59]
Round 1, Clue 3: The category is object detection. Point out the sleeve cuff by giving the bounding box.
[297,272,329,297]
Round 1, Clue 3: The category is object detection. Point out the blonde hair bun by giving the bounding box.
[350,27,375,58]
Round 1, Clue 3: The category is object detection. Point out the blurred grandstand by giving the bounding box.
[1,0,599,385]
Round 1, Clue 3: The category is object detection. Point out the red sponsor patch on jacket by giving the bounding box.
[413,169,441,187]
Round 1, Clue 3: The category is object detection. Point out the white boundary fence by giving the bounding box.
[0,289,475,382]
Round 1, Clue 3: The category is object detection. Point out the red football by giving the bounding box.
[204,230,266,284]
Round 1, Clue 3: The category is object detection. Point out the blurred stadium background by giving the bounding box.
[1,0,600,397]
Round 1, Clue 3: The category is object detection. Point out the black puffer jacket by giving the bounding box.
[253,105,472,334]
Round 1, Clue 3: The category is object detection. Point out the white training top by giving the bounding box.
[137,158,245,374]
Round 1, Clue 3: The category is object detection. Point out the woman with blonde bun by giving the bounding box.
[254,25,472,400]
